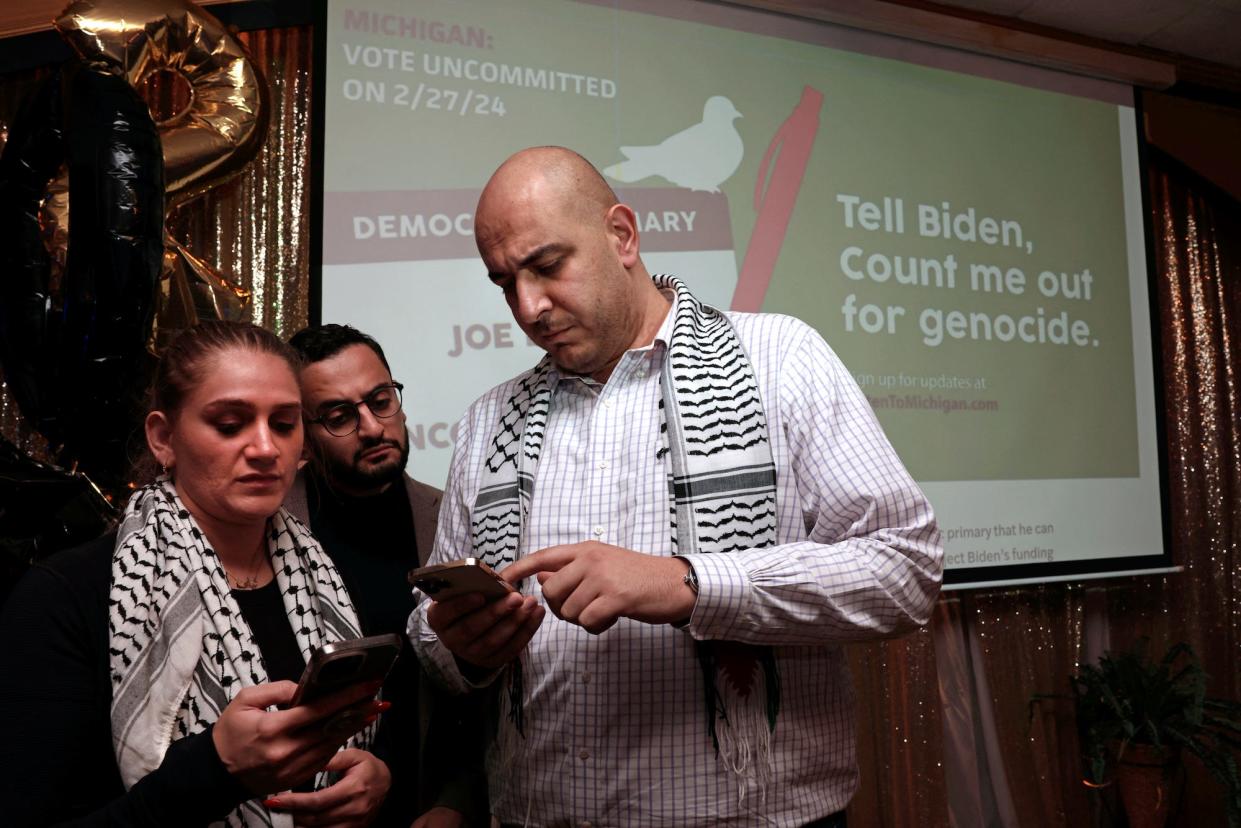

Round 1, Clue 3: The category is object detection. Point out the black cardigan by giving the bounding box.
[0,533,251,826]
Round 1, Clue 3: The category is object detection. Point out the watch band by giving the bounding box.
[681,563,699,594]
[672,559,699,629]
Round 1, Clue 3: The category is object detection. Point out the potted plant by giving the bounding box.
[1068,638,1241,827]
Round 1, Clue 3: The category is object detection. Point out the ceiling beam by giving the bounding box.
[725,0,1177,89]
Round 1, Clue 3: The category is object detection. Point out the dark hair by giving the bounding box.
[287,323,391,372]
[150,321,302,416]
[286,325,396,490]
[131,321,301,486]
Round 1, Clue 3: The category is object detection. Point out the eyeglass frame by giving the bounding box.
[305,381,405,437]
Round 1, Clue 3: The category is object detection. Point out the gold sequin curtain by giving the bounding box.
[165,25,313,337]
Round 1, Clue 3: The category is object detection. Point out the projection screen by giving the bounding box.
[316,0,1172,588]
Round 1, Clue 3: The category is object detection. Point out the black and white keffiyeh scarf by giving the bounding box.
[109,478,372,827]
[471,274,782,792]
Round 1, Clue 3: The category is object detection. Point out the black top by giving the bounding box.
[0,533,252,827]
[309,477,419,637]
[232,579,306,683]
[304,473,426,828]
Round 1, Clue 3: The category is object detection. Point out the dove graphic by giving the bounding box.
[603,96,743,193]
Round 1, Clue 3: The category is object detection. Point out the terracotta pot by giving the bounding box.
[1114,742,1181,828]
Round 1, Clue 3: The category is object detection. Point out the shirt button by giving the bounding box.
[581,672,592,684]
[592,526,604,537]
[579,749,590,761]
[603,400,613,409]
[597,460,608,470]
[581,822,594,828]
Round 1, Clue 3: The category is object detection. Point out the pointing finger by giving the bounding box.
[501,545,579,583]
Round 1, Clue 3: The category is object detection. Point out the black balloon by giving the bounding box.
[0,71,68,441]
[0,434,115,605]
[60,65,163,486]
[0,65,162,492]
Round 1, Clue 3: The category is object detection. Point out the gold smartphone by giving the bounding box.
[407,557,515,601]
[289,633,402,707]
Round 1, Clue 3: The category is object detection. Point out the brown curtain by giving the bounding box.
[847,626,948,827]
[1138,150,1240,701]
[969,584,1094,827]
[1101,150,1240,826]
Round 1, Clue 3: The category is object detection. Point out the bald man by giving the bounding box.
[410,147,942,827]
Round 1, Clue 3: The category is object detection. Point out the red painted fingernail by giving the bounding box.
[375,700,392,712]
[264,797,282,809]
[364,713,379,725]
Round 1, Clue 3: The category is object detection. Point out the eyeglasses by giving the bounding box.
[307,382,404,437]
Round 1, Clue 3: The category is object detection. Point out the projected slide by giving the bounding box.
[320,0,1166,586]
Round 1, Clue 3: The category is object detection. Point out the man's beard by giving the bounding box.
[327,430,410,493]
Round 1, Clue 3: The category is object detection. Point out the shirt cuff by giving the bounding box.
[409,597,505,693]
[677,552,753,640]
[455,656,505,689]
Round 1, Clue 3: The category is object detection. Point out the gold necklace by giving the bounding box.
[229,570,264,590]
[227,537,269,590]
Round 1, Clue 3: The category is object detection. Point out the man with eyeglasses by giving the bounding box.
[286,323,484,828]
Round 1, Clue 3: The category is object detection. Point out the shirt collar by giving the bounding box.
[651,287,677,349]
[543,287,677,391]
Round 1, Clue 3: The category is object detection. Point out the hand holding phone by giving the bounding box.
[408,557,516,601]
[289,633,402,708]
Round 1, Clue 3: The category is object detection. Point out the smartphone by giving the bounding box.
[288,633,402,707]
[408,557,516,601]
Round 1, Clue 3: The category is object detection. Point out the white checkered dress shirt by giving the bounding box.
[412,294,942,827]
